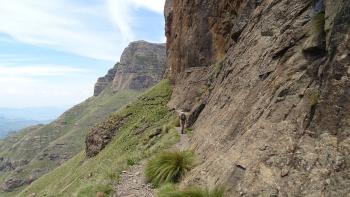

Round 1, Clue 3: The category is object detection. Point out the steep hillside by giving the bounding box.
[19,80,179,197]
[0,87,140,196]
[165,0,350,196]
[0,41,166,195]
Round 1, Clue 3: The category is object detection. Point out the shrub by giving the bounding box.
[310,12,325,38]
[173,118,180,127]
[127,158,136,166]
[145,150,195,186]
[163,124,172,133]
[157,184,226,197]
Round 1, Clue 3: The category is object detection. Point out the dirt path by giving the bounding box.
[113,162,154,197]
[173,127,190,149]
[112,127,190,197]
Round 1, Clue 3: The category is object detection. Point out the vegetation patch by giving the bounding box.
[145,150,196,187]
[77,184,113,197]
[157,184,226,197]
[18,80,180,197]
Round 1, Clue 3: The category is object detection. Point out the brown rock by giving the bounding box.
[165,0,350,196]
[85,113,131,158]
[96,192,105,197]
[112,41,166,91]
[94,41,166,96]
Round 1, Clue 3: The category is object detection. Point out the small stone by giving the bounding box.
[281,168,289,177]
[259,144,268,151]
[275,97,285,103]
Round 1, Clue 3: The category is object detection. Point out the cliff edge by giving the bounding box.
[94,41,166,96]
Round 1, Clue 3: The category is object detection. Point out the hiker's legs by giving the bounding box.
[181,125,184,134]
[180,120,185,134]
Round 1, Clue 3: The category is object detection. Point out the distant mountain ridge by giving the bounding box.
[0,107,66,121]
[0,116,44,139]
[0,40,166,195]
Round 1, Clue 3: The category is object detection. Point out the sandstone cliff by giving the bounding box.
[165,0,350,196]
[94,41,166,96]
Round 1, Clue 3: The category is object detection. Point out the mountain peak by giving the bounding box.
[94,41,166,96]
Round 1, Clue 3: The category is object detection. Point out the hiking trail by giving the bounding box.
[112,127,190,197]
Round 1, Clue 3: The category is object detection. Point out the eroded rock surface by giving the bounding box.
[94,41,166,96]
[85,114,130,158]
[166,0,350,196]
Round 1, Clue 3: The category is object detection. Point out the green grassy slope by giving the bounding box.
[0,85,141,195]
[19,80,179,197]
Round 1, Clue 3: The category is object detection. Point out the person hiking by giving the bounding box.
[303,0,326,55]
[179,112,187,134]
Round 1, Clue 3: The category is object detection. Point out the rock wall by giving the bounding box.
[94,41,166,96]
[94,65,118,96]
[166,0,350,196]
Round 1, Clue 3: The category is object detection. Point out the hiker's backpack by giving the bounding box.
[180,113,186,121]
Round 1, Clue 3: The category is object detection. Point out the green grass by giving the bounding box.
[18,80,180,197]
[0,85,142,196]
[76,184,113,197]
[145,150,196,187]
[157,184,226,197]
[310,12,325,38]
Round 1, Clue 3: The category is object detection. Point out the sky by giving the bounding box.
[0,0,166,109]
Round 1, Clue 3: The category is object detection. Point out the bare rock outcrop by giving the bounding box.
[94,65,118,96]
[112,41,166,91]
[93,41,166,96]
[165,0,350,196]
[85,114,131,158]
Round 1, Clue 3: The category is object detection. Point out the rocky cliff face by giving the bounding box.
[94,65,118,96]
[166,0,350,196]
[94,41,166,96]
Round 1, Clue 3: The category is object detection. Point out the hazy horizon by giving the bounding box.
[0,0,165,109]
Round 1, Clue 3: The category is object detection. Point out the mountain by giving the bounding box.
[0,117,42,139]
[0,107,66,121]
[15,0,350,196]
[94,41,166,96]
[0,107,65,138]
[0,41,166,195]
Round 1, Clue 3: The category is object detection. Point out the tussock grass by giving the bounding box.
[157,184,226,197]
[145,150,195,186]
[310,12,325,38]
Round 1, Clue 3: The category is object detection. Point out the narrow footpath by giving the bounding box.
[112,127,190,197]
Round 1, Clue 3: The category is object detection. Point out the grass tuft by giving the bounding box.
[145,150,195,187]
[310,12,325,38]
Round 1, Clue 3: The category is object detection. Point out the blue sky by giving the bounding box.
[0,0,165,108]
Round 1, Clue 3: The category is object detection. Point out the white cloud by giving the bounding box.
[0,0,165,62]
[129,0,166,13]
[0,0,166,108]
[0,65,89,77]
